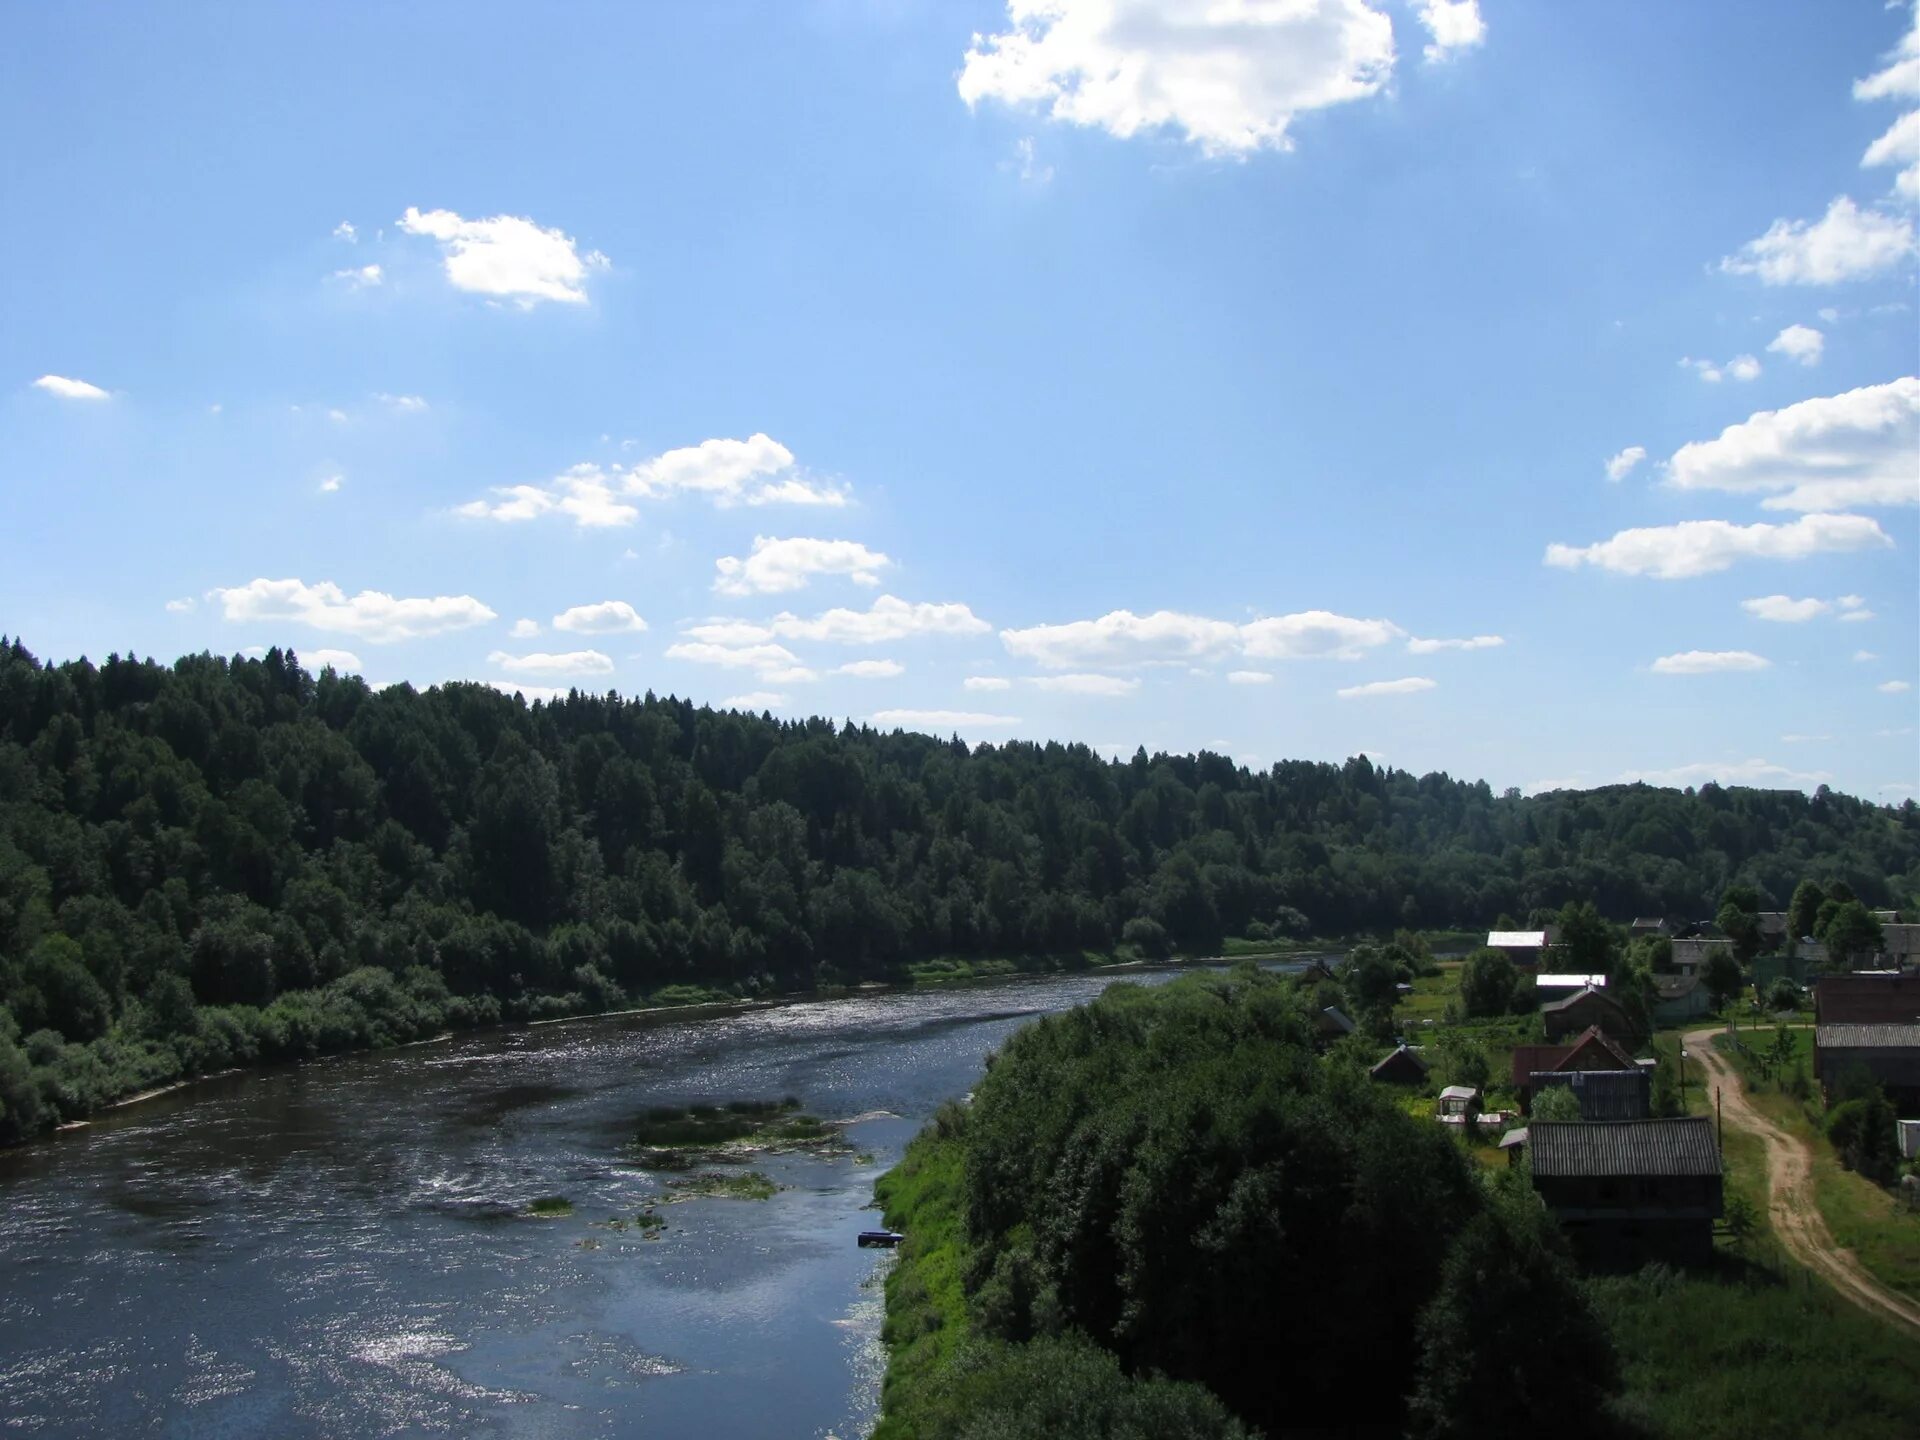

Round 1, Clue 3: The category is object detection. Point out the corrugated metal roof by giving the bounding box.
[1816,1024,1920,1048]
[1541,985,1624,1014]
[1536,974,1608,988]
[1528,1118,1721,1178]
[1488,931,1548,947]
[1439,1085,1479,1101]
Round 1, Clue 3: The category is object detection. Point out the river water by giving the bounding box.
[0,963,1282,1438]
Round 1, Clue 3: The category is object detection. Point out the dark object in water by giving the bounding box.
[857,1229,904,1248]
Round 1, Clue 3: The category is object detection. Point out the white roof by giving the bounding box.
[1536,974,1607,989]
[1440,1085,1479,1101]
[1488,931,1549,947]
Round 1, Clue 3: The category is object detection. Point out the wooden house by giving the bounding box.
[1814,971,1920,1025]
[1525,1118,1723,1267]
[1368,1045,1428,1085]
[1542,985,1639,1044]
[1652,973,1712,1025]
[1814,1024,1920,1110]
[1531,1068,1651,1121]
[1486,930,1550,967]
[1509,1025,1639,1112]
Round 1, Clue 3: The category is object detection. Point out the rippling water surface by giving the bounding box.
[0,967,1236,1439]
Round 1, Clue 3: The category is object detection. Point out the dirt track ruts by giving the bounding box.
[1682,1025,1920,1338]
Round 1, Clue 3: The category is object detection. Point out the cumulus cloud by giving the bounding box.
[721,691,787,711]
[1882,680,1914,693]
[1680,357,1724,384]
[509,618,541,638]
[1544,513,1892,579]
[376,393,429,413]
[1227,670,1274,685]
[164,596,196,614]
[398,206,607,306]
[1029,673,1141,697]
[1664,378,1920,511]
[1855,7,1920,103]
[1414,0,1485,62]
[1605,446,1647,482]
[209,577,497,642]
[1742,594,1872,623]
[304,648,362,672]
[965,675,1013,691]
[32,374,109,401]
[1406,635,1503,654]
[1767,324,1825,366]
[770,595,992,645]
[714,537,892,596]
[663,640,808,684]
[455,435,842,528]
[1719,196,1916,285]
[871,709,1021,731]
[1336,676,1435,699]
[1856,650,1878,661]
[487,649,613,678]
[1650,650,1771,675]
[1727,354,1762,382]
[1622,758,1832,789]
[333,221,357,242]
[552,600,648,634]
[1864,109,1920,202]
[681,619,778,646]
[957,0,1398,158]
[332,264,383,289]
[1000,607,1400,668]
[1858,4,1920,201]
[833,659,904,678]
[318,475,343,494]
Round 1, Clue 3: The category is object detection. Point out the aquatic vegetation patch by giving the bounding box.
[526,1195,574,1217]
[624,1097,850,1167]
[666,1171,781,1201]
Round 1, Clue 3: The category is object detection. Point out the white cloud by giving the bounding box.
[398,206,606,306]
[1767,324,1825,366]
[761,665,819,684]
[1406,634,1503,654]
[1719,196,1916,285]
[1881,680,1914,693]
[486,649,613,678]
[32,374,109,401]
[552,600,648,634]
[1414,0,1485,62]
[1544,513,1892,579]
[332,264,383,289]
[165,596,195,614]
[663,640,807,681]
[871,709,1021,731]
[1680,357,1723,384]
[1839,607,1876,622]
[304,648,362,672]
[456,435,843,528]
[957,0,1397,158]
[1727,354,1762,382]
[1855,8,1920,103]
[481,680,575,704]
[714,536,892,596]
[1226,670,1274,685]
[1857,649,1879,661]
[509,618,541,638]
[770,595,991,645]
[681,619,777,646]
[1779,734,1831,743]
[376,393,429,413]
[327,409,348,424]
[1029,673,1141,697]
[964,675,1013,691]
[1605,446,1647,482]
[1622,758,1832,789]
[333,221,357,242]
[833,659,905,678]
[1650,650,1771,675]
[1863,109,1920,202]
[1664,378,1920,511]
[209,578,497,642]
[999,607,1400,668]
[318,475,343,493]
[1739,594,1875,623]
[1336,676,1436,699]
[721,691,787,710]
[456,467,639,528]
[1010,135,1054,185]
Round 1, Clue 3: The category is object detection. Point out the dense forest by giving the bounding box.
[2,637,1917,1142]
[873,968,1626,1439]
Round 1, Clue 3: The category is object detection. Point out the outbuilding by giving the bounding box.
[1525,1117,1723,1267]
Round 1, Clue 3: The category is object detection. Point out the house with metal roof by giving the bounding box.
[1669,937,1731,977]
[1630,917,1672,940]
[1814,971,1920,1026]
[1814,1023,1920,1109]
[1542,985,1640,1044]
[1525,1117,1723,1266]
[1437,1085,1479,1119]
[1510,1025,1639,1112]
[1531,1068,1652,1122]
[1368,1045,1428,1085]
[1652,973,1712,1025]
[1486,930,1549,966]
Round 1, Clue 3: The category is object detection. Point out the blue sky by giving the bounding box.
[3,0,1916,801]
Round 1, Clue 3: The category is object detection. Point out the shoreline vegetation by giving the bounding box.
[871,965,1920,1440]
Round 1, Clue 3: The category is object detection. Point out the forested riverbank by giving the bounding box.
[4,637,1917,1143]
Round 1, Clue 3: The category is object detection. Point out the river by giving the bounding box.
[0,961,1305,1438]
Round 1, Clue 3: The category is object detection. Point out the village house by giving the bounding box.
[1629,917,1672,941]
[1531,1068,1652,1121]
[1813,1024,1920,1111]
[1368,1045,1428,1085]
[1509,1025,1640,1112]
[1315,1005,1356,1040]
[1542,984,1640,1044]
[1652,973,1712,1025]
[1669,936,1730,977]
[1814,971,1920,1025]
[1524,1117,1724,1267]
[1879,923,1920,967]
[1534,973,1608,1003]
[1486,930,1550,967]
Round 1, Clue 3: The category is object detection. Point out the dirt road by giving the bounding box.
[1683,1025,1920,1337]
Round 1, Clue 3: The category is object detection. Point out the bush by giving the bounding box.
[1120,917,1172,960]
[1459,949,1518,1018]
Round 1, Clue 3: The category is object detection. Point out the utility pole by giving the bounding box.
[1716,1085,1723,1153]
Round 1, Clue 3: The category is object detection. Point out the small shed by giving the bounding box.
[1487,930,1549,967]
[1437,1085,1480,1118]
[1369,1045,1428,1085]
[1526,1118,1723,1267]
[1316,1005,1356,1038]
[1542,985,1639,1044]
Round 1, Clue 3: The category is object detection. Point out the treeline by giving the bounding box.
[2,637,1918,1142]
[874,968,1627,1439]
